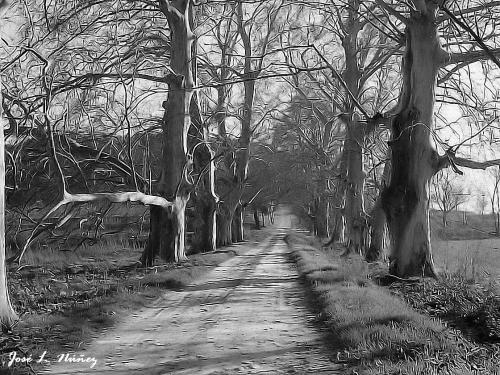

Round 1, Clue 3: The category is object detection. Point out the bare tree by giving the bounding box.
[373,0,500,277]
[202,0,284,245]
[489,166,500,235]
[0,0,19,332]
[476,191,487,216]
[141,0,197,263]
[431,171,468,227]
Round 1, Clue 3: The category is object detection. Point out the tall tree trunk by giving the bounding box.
[366,157,391,262]
[232,204,244,242]
[314,196,330,238]
[221,1,260,243]
[343,120,368,254]
[216,185,240,246]
[189,93,217,253]
[213,16,246,246]
[382,4,447,277]
[217,211,233,246]
[140,206,162,265]
[142,0,195,264]
[0,76,17,332]
[191,194,216,253]
[340,0,369,254]
[366,198,389,262]
[253,208,260,229]
[187,5,217,254]
[325,151,348,246]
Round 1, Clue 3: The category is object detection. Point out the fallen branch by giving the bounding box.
[9,191,173,265]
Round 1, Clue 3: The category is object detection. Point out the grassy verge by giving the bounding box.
[285,232,500,375]
[1,227,264,375]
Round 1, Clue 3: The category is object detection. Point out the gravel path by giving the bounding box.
[44,228,339,374]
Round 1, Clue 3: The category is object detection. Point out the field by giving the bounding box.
[430,210,500,284]
[432,238,500,282]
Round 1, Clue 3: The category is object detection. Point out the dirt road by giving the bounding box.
[43,226,339,374]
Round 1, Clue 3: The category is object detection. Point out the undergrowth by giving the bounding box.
[286,232,500,375]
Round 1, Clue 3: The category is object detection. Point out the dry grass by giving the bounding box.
[432,238,500,284]
[286,233,500,375]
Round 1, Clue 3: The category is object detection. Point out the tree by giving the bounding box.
[1,0,210,266]
[281,0,399,255]
[489,166,500,235]
[431,171,468,227]
[189,91,218,254]
[0,0,19,332]
[476,192,487,216]
[202,0,284,245]
[141,0,196,264]
[375,0,500,277]
[0,0,182,265]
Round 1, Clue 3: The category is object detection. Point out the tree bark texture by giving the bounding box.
[343,120,368,254]
[189,93,217,254]
[232,204,244,242]
[340,0,369,254]
[382,4,445,277]
[0,88,17,331]
[0,0,18,329]
[366,157,391,262]
[142,0,195,264]
[253,208,261,229]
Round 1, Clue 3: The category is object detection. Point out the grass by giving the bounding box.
[389,274,500,343]
[430,210,496,241]
[432,238,500,283]
[286,232,500,375]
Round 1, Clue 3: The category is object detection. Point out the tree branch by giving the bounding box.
[8,191,173,265]
[437,149,500,175]
[375,0,409,25]
[440,5,500,70]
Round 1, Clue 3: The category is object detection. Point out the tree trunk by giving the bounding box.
[140,206,162,266]
[329,209,345,244]
[253,208,260,229]
[216,186,240,246]
[366,197,389,262]
[314,196,330,238]
[382,6,446,277]
[366,157,391,262]
[142,1,195,264]
[339,2,369,254]
[0,85,17,331]
[326,151,348,245]
[189,92,217,254]
[232,204,244,242]
[217,210,233,246]
[442,211,447,227]
[343,120,367,254]
[161,198,188,262]
[191,193,216,253]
